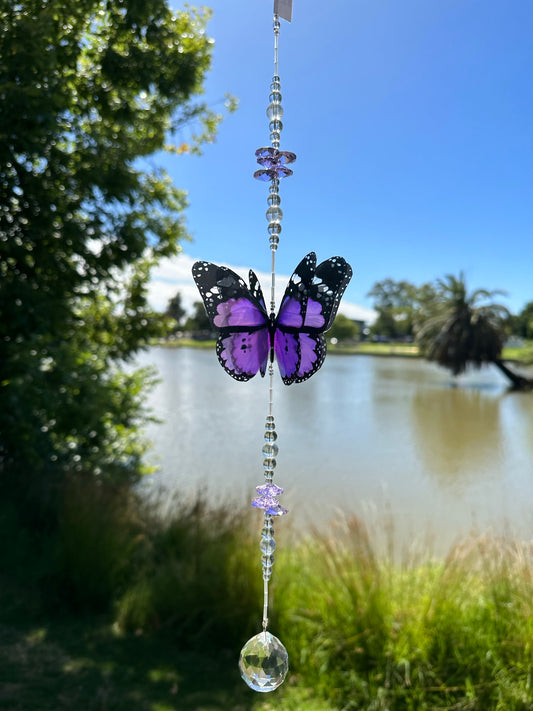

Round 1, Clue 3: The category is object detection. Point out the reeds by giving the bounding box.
[3,479,533,709]
[272,515,533,710]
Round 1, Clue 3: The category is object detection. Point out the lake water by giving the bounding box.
[137,347,533,550]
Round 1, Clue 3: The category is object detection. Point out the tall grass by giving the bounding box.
[1,475,262,652]
[4,476,533,710]
[115,493,262,648]
[274,516,533,710]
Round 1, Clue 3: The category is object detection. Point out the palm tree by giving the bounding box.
[415,273,532,389]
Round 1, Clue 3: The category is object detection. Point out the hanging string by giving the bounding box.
[239,5,293,694]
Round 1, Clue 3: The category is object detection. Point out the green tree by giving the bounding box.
[513,301,533,339]
[0,0,225,514]
[185,301,212,333]
[415,273,531,389]
[166,291,186,331]
[328,314,360,342]
[367,278,436,339]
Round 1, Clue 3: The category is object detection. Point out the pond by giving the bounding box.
[137,347,533,550]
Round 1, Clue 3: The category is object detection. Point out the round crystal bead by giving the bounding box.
[269,91,282,104]
[267,103,284,120]
[262,443,279,457]
[262,553,275,569]
[266,206,283,223]
[268,181,279,193]
[262,520,273,535]
[269,119,283,133]
[269,236,280,249]
[268,223,282,235]
[264,430,278,442]
[260,536,276,555]
[267,193,281,207]
[239,632,288,693]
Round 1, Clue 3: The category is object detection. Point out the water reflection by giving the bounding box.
[410,388,503,487]
[137,348,533,546]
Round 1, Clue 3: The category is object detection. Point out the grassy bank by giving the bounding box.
[158,338,533,364]
[2,480,533,710]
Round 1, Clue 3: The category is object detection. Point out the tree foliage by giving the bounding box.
[328,314,360,342]
[184,301,212,333]
[367,278,437,339]
[415,273,510,375]
[166,291,186,330]
[0,0,221,509]
[512,301,533,340]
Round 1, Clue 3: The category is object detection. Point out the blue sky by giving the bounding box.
[150,0,533,318]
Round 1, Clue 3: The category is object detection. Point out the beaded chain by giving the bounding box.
[238,6,294,693]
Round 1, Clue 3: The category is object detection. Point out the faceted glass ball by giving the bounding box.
[266,103,284,120]
[262,443,279,457]
[239,631,289,692]
[266,206,283,223]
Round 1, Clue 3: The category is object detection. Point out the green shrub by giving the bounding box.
[115,495,262,649]
[54,476,146,611]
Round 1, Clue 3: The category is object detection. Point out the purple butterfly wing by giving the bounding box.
[248,268,268,312]
[192,261,270,381]
[308,256,353,331]
[274,254,353,385]
[274,253,316,385]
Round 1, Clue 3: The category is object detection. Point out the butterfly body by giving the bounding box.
[192,253,352,385]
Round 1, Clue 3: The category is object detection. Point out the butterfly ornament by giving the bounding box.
[192,252,352,385]
[192,2,356,694]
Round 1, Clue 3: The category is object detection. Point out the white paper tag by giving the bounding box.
[274,0,293,22]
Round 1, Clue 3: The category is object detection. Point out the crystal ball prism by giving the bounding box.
[239,631,289,692]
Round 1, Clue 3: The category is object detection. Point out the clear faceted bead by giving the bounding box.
[262,520,273,536]
[262,553,275,569]
[239,632,288,692]
[260,536,276,555]
[262,443,279,457]
[267,103,284,120]
[266,206,283,223]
